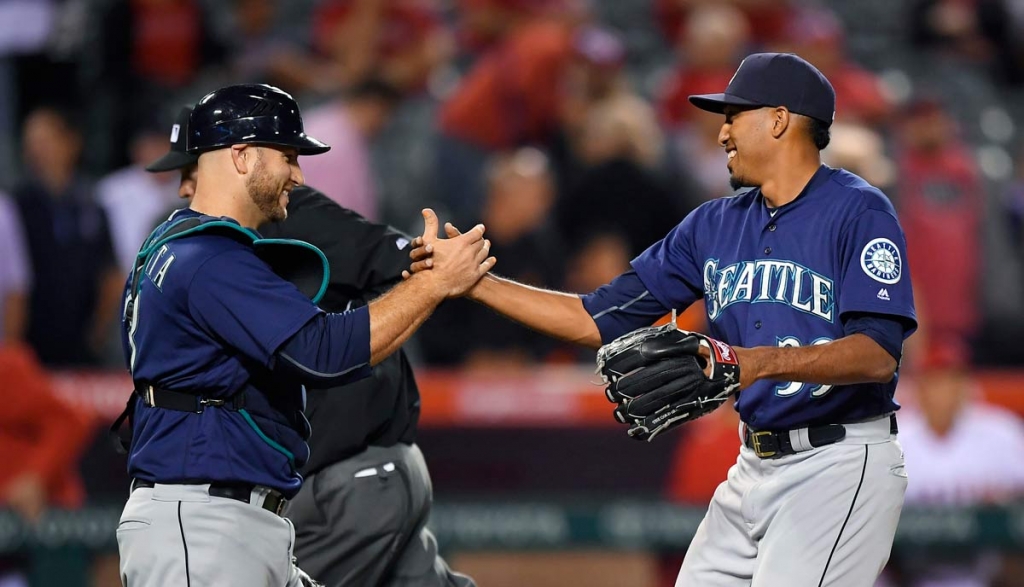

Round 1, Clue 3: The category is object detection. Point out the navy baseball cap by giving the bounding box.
[145,106,199,172]
[689,53,836,125]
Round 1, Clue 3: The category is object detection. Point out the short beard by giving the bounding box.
[729,173,756,191]
[245,150,287,222]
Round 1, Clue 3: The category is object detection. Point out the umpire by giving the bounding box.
[146,102,475,587]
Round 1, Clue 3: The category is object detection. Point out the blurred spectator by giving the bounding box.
[654,0,795,47]
[0,0,56,186]
[0,343,93,586]
[86,0,225,170]
[311,0,453,94]
[0,191,29,344]
[890,343,1024,586]
[223,0,316,90]
[821,122,896,193]
[13,106,121,367]
[1002,142,1024,255]
[667,104,734,201]
[563,231,631,294]
[436,8,577,225]
[910,0,1024,86]
[557,25,630,149]
[555,95,685,258]
[418,147,565,367]
[656,3,751,129]
[770,7,893,125]
[96,121,181,275]
[893,96,983,364]
[300,78,404,220]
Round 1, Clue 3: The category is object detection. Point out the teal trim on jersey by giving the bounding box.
[239,409,296,465]
[132,219,331,303]
[253,238,330,304]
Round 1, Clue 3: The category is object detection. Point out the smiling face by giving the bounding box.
[719,105,776,190]
[244,145,302,222]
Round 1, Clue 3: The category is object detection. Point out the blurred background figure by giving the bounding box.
[886,341,1024,587]
[12,105,121,368]
[893,95,983,367]
[555,94,684,259]
[419,146,565,368]
[0,343,93,587]
[311,0,453,94]
[769,6,894,125]
[435,1,582,226]
[299,77,404,220]
[95,120,182,276]
[909,0,1024,87]
[821,122,896,193]
[0,188,29,344]
[655,3,750,202]
[85,0,225,171]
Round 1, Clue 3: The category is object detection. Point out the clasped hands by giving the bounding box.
[402,208,495,298]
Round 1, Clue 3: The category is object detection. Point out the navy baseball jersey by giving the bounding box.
[121,208,369,497]
[613,165,916,429]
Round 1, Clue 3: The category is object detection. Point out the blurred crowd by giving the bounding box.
[2,0,1024,585]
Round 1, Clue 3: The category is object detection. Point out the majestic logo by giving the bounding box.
[703,259,834,323]
[861,238,901,284]
[395,237,410,250]
[876,288,890,301]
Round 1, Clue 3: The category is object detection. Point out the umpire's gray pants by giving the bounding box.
[285,443,474,587]
[117,483,311,586]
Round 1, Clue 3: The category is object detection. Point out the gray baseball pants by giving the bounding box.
[676,414,908,586]
[285,443,473,587]
[117,483,311,586]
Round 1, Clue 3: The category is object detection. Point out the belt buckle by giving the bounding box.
[272,496,287,516]
[751,430,777,458]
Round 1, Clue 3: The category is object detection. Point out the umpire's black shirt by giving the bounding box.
[259,186,419,476]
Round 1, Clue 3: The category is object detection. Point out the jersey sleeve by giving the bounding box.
[629,210,705,312]
[188,249,323,368]
[581,270,672,343]
[837,208,917,332]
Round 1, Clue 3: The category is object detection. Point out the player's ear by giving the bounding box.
[771,107,790,139]
[231,144,250,175]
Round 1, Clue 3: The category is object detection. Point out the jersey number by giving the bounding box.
[775,337,834,398]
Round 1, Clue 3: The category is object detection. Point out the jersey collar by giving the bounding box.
[759,164,833,220]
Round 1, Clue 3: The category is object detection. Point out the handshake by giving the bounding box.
[401,208,496,299]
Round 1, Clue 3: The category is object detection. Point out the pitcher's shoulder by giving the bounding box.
[827,168,898,217]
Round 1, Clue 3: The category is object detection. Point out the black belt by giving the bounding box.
[131,479,287,516]
[139,385,246,413]
[743,414,898,459]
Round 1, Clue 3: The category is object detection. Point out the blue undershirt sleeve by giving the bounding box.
[273,306,372,387]
[581,270,673,344]
[841,312,909,363]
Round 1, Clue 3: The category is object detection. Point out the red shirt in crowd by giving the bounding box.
[0,345,93,509]
[131,0,204,88]
[439,19,574,149]
[897,143,982,341]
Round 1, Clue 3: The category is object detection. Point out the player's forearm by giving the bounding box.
[737,333,897,388]
[367,272,445,365]
[468,274,602,348]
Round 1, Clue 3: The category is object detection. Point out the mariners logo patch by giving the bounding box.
[860,238,901,284]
